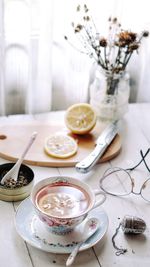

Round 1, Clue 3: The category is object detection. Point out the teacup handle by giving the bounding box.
[92,189,106,209]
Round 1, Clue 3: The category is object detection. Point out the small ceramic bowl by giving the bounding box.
[0,163,34,202]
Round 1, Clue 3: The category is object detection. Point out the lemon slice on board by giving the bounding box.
[44,134,78,159]
[65,103,97,135]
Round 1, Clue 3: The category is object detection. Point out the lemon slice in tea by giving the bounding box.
[44,134,78,159]
[65,103,97,135]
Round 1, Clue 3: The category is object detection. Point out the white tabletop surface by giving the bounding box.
[0,103,150,267]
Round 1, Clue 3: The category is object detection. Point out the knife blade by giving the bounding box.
[75,120,118,173]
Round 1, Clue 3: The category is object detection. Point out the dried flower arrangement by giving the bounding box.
[64,4,149,95]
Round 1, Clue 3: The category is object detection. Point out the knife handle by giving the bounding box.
[75,143,107,173]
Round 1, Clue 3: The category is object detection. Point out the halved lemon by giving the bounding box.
[44,134,78,159]
[65,103,97,135]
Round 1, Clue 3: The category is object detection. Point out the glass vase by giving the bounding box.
[90,69,130,122]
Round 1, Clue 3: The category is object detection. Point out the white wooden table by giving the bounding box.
[0,103,150,267]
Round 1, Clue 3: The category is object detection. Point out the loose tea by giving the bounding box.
[0,170,28,188]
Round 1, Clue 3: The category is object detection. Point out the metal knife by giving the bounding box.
[75,120,118,173]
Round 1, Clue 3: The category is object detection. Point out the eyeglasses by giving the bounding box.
[99,149,150,202]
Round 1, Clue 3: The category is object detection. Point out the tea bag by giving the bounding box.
[121,215,146,234]
[112,215,146,256]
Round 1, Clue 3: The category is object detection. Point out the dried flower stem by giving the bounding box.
[65,4,149,95]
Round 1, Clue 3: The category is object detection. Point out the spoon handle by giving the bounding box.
[20,131,37,160]
[13,131,37,170]
[1,131,37,184]
[66,242,82,266]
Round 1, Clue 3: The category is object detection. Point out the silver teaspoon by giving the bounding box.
[1,131,37,185]
[66,217,100,267]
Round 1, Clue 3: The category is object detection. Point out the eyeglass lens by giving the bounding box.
[100,168,132,196]
[100,149,150,202]
[141,179,150,202]
[100,167,150,202]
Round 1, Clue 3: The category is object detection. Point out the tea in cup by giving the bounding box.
[31,176,106,235]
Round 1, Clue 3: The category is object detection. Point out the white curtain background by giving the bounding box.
[0,0,150,115]
[0,0,52,115]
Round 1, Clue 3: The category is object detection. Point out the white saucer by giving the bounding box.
[15,198,109,254]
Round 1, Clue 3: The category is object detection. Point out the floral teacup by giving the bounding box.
[30,176,106,235]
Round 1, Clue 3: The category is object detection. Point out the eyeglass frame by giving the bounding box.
[99,148,150,202]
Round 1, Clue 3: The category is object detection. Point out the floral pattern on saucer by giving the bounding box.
[32,216,78,248]
[15,198,109,254]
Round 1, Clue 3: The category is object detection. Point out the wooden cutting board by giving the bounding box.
[0,122,121,167]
